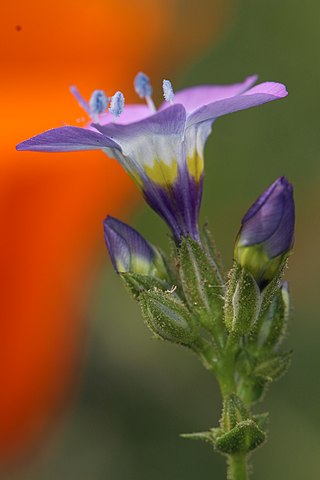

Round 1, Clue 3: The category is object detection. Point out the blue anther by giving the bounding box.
[109,91,125,117]
[89,90,109,115]
[134,72,153,98]
[163,79,174,103]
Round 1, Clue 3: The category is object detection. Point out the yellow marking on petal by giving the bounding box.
[115,259,128,273]
[131,255,153,275]
[144,158,178,186]
[187,150,204,182]
[235,244,286,284]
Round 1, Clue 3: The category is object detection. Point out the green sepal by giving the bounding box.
[220,394,249,432]
[250,283,290,354]
[224,263,261,335]
[215,419,266,454]
[254,350,293,383]
[258,257,288,318]
[178,237,224,312]
[201,223,225,285]
[178,237,224,340]
[161,239,184,296]
[139,288,197,346]
[120,272,169,300]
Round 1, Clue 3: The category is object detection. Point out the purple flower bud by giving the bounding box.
[103,216,167,279]
[234,177,295,287]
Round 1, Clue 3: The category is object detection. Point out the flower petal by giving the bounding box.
[93,104,187,187]
[184,120,212,182]
[186,81,288,127]
[96,106,202,242]
[98,104,151,126]
[161,75,258,113]
[16,126,121,152]
[142,145,202,242]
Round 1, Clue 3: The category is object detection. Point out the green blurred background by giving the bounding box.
[15,0,320,478]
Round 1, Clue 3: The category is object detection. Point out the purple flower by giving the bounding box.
[17,74,287,242]
[234,176,295,287]
[104,215,167,278]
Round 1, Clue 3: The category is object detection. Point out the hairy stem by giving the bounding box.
[227,454,249,480]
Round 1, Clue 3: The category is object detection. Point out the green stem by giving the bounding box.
[217,333,239,396]
[219,335,251,479]
[227,454,249,480]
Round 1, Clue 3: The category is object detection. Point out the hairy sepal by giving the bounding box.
[139,288,198,346]
[178,237,225,340]
[224,263,261,335]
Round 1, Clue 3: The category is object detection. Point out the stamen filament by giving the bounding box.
[134,72,156,113]
[70,85,91,114]
[146,95,156,113]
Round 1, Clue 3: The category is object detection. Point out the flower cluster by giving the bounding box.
[17,71,295,474]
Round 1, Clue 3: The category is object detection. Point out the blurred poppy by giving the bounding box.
[0,0,232,465]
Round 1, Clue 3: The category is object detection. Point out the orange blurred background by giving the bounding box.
[0,0,231,466]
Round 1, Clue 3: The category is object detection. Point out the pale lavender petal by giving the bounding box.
[16,126,120,152]
[184,120,212,165]
[93,104,186,171]
[161,75,258,113]
[98,104,151,126]
[186,81,288,127]
[95,104,186,144]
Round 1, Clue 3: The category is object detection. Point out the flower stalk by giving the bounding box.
[227,454,249,480]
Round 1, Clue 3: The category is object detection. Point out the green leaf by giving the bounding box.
[180,431,216,444]
[237,375,268,405]
[252,412,269,433]
[181,427,221,446]
[254,351,293,382]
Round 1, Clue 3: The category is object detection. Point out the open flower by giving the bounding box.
[17,74,287,242]
[104,215,167,279]
[234,176,295,287]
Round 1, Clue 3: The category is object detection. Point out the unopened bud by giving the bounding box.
[234,177,295,289]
